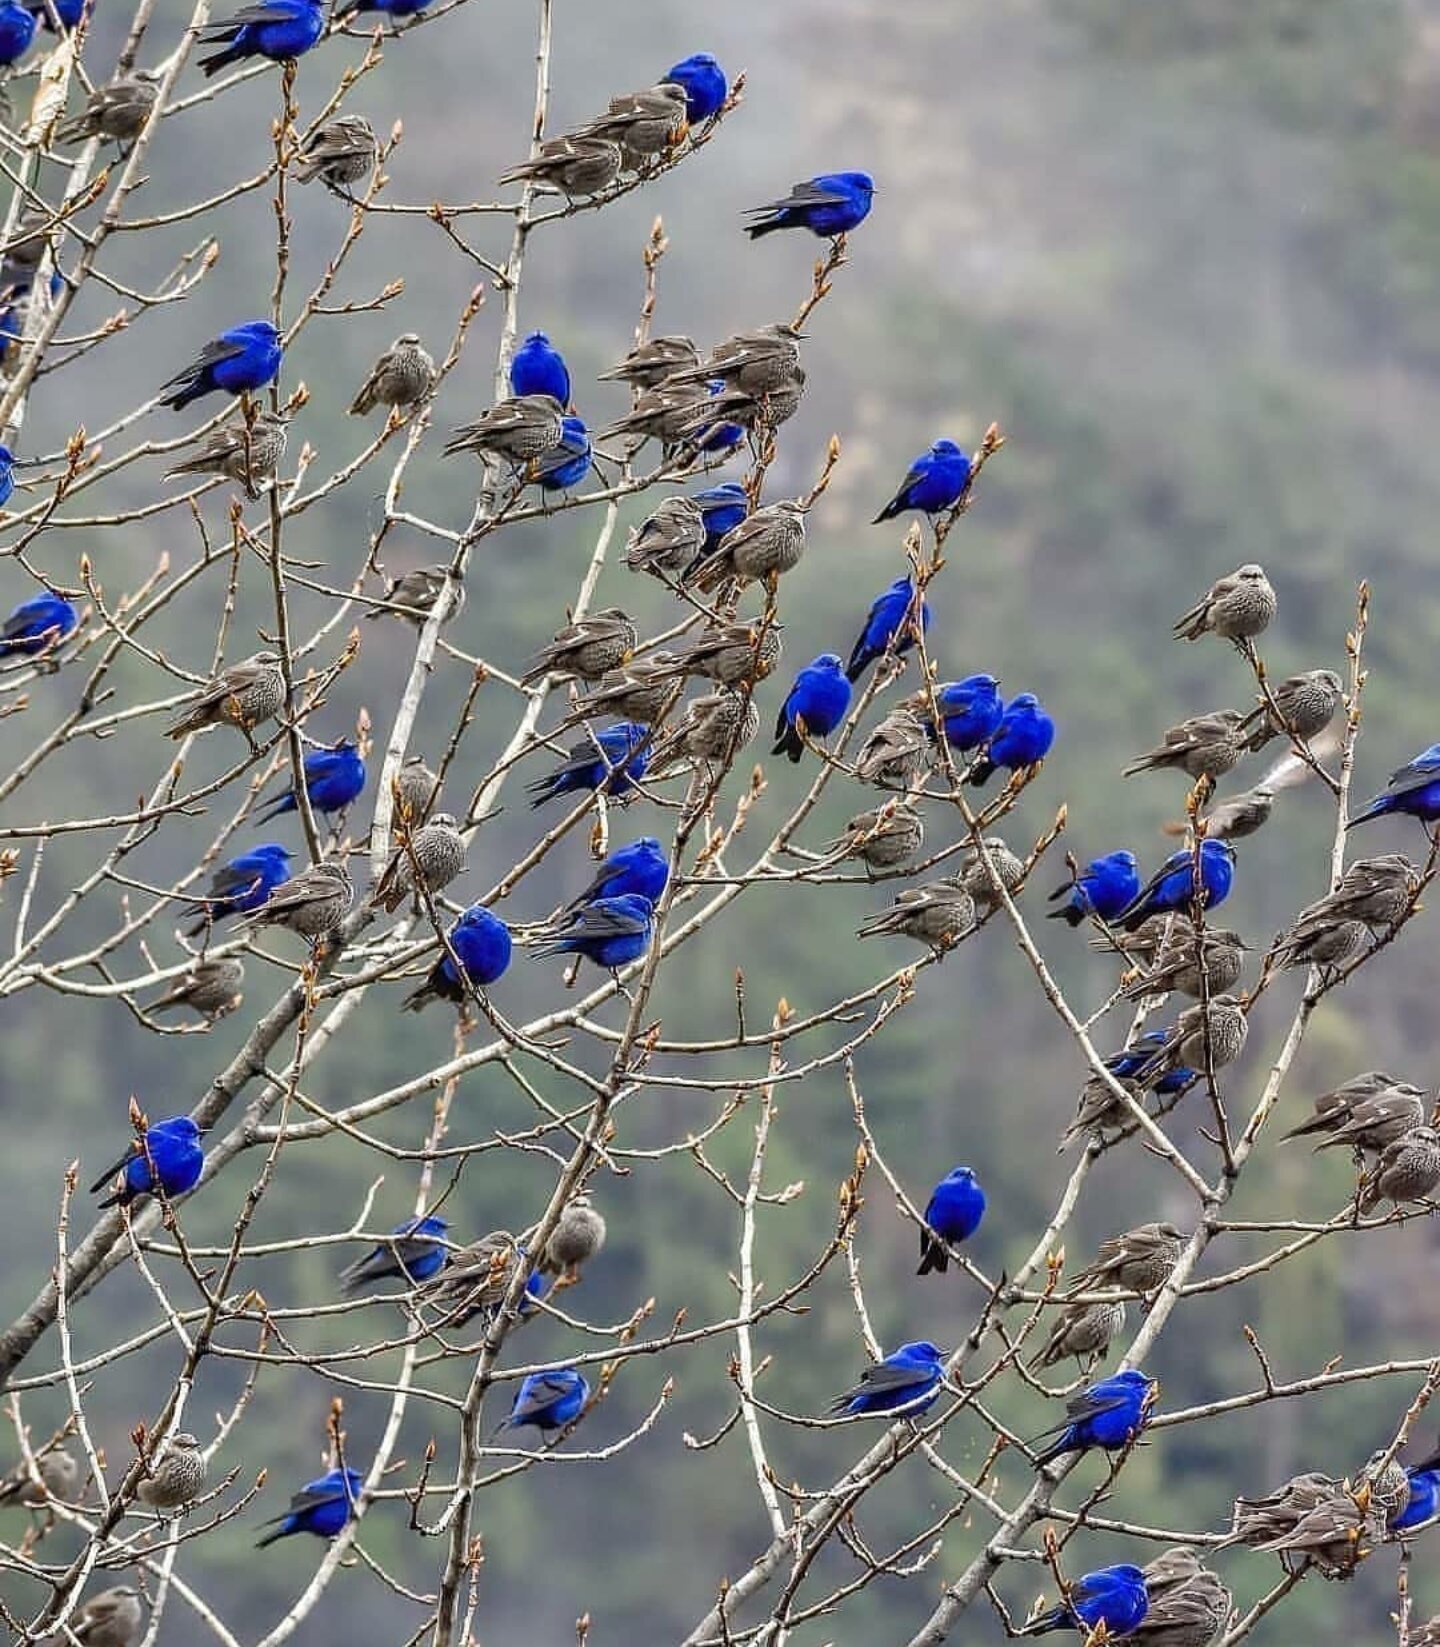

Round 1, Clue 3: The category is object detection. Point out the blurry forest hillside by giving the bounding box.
[6,0,1440,1642]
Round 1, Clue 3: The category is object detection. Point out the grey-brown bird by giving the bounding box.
[498,133,622,196]
[165,651,285,744]
[1126,1549,1231,1647]
[625,496,706,576]
[1123,712,1246,781]
[1066,1222,1186,1297]
[1239,668,1343,753]
[392,754,438,822]
[539,1193,607,1277]
[349,333,435,416]
[1359,1126,1440,1212]
[686,499,807,590]
[1173,563,1277,644]
[598,379,711,446]
[1196,784,1276,840]
[959,836,1026,910]
[136,1431,206,1513]
[1121,925,1247,1000]
[826,802,925,872]
[367,564,464,625]
[163,411,288,496]
[679,370,805,437]
[241,860,352,941]
[1059,1073,1144,1151]
[1270,915,1366,972]
[1283,1075,1425,1153]
[579,82,688,165]
[522,609,637,685]
[648,689,760,776]
[853,706,931,790]
[661,621,783,686]
[56,69,161,146]
[1298,854,1420,932]
[0,1445,78,1506]
[559,656,683,730]
[443,394,565,464]
[598,333,699,387]
[419,1230,525,1329]
[1138,996,1248,1085]
[61,1586,145,1647]
[371,813,465,913]
[149,956,244,1022]
[857,878,975,951]
[1028,1298,1127,1370]
[670,323,804,396]
[295,114,378,189]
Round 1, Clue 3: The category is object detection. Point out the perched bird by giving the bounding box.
[1173,563,1277,644]
[183,843,291,936]
[692,481,749,548]
[845,576,930,682]
[853,706,932,790]
[402,905,512,1011]
[1271,915,1366,972]
[829,1340,945,1418]
[494,1368,589,1436]
[367,564,461,625]
[91,1116,204,1209]
[1123,711,1246,782]
[522,609,637,685]
[1239,669,1343,752]
[1028,1298,1127,1370]
[1136,997,1248,1084]
[256,1467,362,1547]
[662,51,727,121]
[0,1446,78,1507]
[1121,925,1247,1000]
[166,651,285,744]
[371,813,466,913]
[531,893,653,972]
[199,0,324,73]
[1066,1223,1185,1297]
[967,693,1054,786]
[0,590,77,658]
[1048,850,1141,927]
[56,70,161,145]
[1018,1566,1149,1638]
[1060,1071,1146,1151]
[238,859,353,941]
[1196,784,1275,841]
[1223,1470,1378,1576]
[670,324,803,397]
[57,1587,144,1647]
[683,370,805,438]
[745,171,875,239]
[686,499,806,590]
[541,1193,606,1277]
[294,115,378,189]
[419,1230,537,1327]
[392,754,438,821]
[509,330,571,404]
[1030,1368,1155,1467]
[827,802,924,871]
[959,836,1027,911]
[443,393,564,466]
[598,333,698,388]
[663,621,782,687]
[917,1166,985,1275]
[925,674,1005,753]
[339,1215,449,1293]
[560,658,682,729]
[1281,1072,1425,1152]
[581,83,688,166]
[158,320,282,409]
[163,411,289,495]
[1391,1464,1440,1537]
[1125,1549,1231,1647]
[625,496,707,576]
[1350,744,1440,830]
[1114,839,1235,930]
[857,878,975,950]
[539,424,593,491]
[498,134,622,197]
[137,1432,206,1514]
[599,379,711,448]
[564,837,668,911]
[874,438,972,522]
[0,0,34,62]
[256,739,366,821]
[773,654,851,762]
[149,956,245,1022]
[1359,1127,1440,1213]
[349,333,435,416]
[0,444,13,510]
[526,722,650,808]
[1293,854,1420,932]
[1111,1032,1199,1098]
[648,689,759,776]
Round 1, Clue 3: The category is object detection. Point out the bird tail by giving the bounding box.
[198,43,244,77]
[1028,1434,1070,1470]
[1015,1609,1063,1636]
[916,1232,948,1276]
[1346,796,1389,829]
[252,793,291,826]
[744,218,785,240]
[872,499,902,525]
[844,654,870,684]
[1044,902,1085,927]
[254,1521,290,1549]
[772,711,804,764]
[159,377,204,409]
[967,756,996,788]
[95,1186,124,1210]
[400,981,435,1012]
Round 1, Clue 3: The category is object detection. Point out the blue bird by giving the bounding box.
[967,692,1055,787]
[1017,1564,1149,1637]
[1114,839,1235,931]
[874,439,972,523]
[695,380,745,455]
[199,0,324,74]
[20,0,78,33]
[1047,850,1142,928]
[1107,1031,1195,1097]
[773,654,852,763]
[336,0,432,20]
[917,1166,985,1275]
[1030,1368,1155,1467]
[0,1,34,63]
[565,837,669,910]
[184,842,292,935]
[1349,744,1440,829]
[520,1266,554,1318]
[493,1367,589,1437]
[830,1340,945,1418]
[845,576,930,683]
[0,591,77,658]
[0,269,62,353]
[91,1116,204,1209]
[509,331,571,405]
[526,722,650,808]
[403,905,513,1011]
[663,52,727,122]
[693,482,748,550]
[923,674,1003,753]
[532,893,653,972]
[338,1215,449,1293]
[1391,1466,1440,1535]
[256,740,366,823]
[0,445,15,509]
[158,320,283,409]
[256,1467,362,1547]
[534,414,592,492]
[745,171,875,239]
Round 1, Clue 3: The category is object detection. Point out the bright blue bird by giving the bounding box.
[184,842,291,935]
[1391,1466,1440,1535]
[0,444,15,509]
[534,414,592,492]
[773,654,851,763]
[565,837,669,910]
[0,2,34,63]
[336,0,432,21]
[663,52,726,122]
[1017,1564,1149,1637]
[745,171,875,239]
[1030,1368,1155,1467]
[923,674,1003,753]
[494,1367,589,1437]
[0,591,77,657]
[91,1116,204,1209]
[1108,1031,1196,1097]
[199,0,324,74]
[256,1467,362,1547]
[509,331,571,405]
[1047,850,1142,928]
[1349,744,1440,830]
[20,0,77,33]
[1114,839,1235,931]
[338,1215,449,1293]
[403,905,513,1011]
[845,576,930,682]
[917,1166,986,1275]
[256,740,366,823]
[693,482,748,550]
[526,722,650,808]
[967,692,1054,787]
[532,893,653,972]
[158,320,283,409]
[830,1340,945,1418]
[874,439,972,523]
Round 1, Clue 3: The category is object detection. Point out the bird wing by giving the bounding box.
[1028,1383,1134,1442]
[207,0,306,26]
[510,1371,578,1421]
[843,1359,935,1403]
[159,333,247,390]
[570,900,650,940]
[763,178,853,210]
[88,1144,136,1194]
